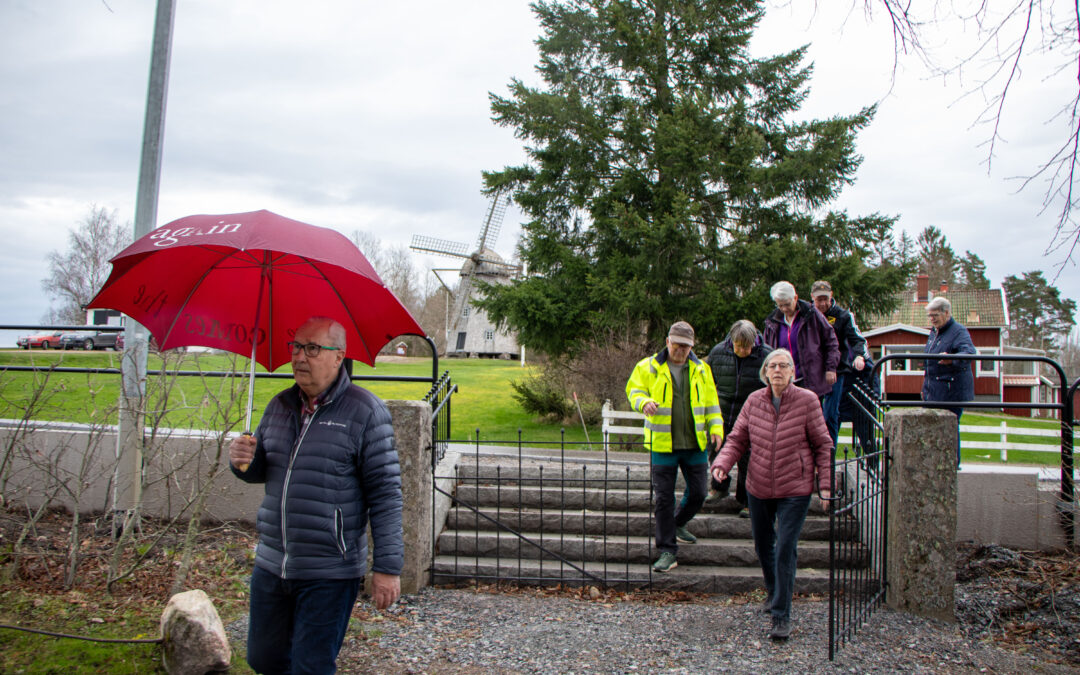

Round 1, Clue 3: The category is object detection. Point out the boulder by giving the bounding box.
[160,589,231,674]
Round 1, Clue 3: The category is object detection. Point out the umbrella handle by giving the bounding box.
[236,431,253,472]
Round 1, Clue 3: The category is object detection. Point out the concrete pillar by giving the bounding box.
[885,407,957,622]
[386,400,432,595]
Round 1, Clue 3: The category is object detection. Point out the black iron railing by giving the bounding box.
[431,431,652,592]
[423,371,456,465]
[829,378,889,660]
[876,353,1076,550]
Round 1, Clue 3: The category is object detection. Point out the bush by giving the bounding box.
[512,328,650,425]
[510,371,573,421]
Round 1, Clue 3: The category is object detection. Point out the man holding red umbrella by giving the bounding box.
[229,316,403,674]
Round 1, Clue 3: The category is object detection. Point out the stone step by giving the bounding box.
[452,484,831,517]
[436,530,867,569]
[445,506,852,542]
[450,462,659,489]
[431,555,835,594]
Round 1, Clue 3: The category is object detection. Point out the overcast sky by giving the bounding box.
[1,1,1075,345]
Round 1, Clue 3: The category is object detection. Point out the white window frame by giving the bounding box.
[483,329,494,341]
[975,347,999,377]
[883,344,925,376]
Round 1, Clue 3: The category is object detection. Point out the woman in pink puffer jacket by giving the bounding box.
[711,348,833,641]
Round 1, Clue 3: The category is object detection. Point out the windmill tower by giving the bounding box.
[411,192,521,357]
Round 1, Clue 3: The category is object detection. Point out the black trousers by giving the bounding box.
[651,457,708,554]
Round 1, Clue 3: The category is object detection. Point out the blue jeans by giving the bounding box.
[747,494,811,621]
[247,566,362,675]
[821,375,845,447]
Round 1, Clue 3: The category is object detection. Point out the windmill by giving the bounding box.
[410,192,521,357]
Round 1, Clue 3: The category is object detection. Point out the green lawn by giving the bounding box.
[0,349,1070,463]
[0,350,596,445]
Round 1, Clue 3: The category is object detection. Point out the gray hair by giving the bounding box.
[728,320,758,348]
[770,280,796,303]
[759,348,795,385]
[927,297,952,314]
[301,316,347,350]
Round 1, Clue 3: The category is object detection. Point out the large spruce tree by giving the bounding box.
[480,0,908,356]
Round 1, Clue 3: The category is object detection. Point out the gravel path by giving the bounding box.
[328,587,1079,674]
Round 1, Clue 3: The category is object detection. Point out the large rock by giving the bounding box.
[160,589,231,674]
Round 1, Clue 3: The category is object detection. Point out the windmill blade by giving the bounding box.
[476,192,510,252]
[410,234,470,259]
[470,252,521,270]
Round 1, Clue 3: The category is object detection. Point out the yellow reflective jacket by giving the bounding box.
[625,348,724,453]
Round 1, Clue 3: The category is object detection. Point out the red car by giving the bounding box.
[17,331,64,350]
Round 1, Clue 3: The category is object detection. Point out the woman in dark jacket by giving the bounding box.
[711,348,833,641]
[705,320,770,513]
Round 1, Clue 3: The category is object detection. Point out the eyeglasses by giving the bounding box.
[287,341,342,358]
[927,312,942,319]
[766,362,794,370]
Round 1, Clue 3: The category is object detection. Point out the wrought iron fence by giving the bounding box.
[423,371,456,465]
[829,378,889,660]
[431,431,654,592]
[877,352,1076,550]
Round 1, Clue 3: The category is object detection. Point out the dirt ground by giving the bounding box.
[0,510,1077,668]
[954,542,1080,665]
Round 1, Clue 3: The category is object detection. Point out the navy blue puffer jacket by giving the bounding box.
[232,366,403,580]
[921,317,976,404]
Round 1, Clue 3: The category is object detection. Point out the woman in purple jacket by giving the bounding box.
[710,348,833,641]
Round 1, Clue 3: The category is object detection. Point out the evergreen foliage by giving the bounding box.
[479,0,909,356]
[1002,271,1077,353]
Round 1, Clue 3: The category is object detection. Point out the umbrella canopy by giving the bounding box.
[88,209,423,371]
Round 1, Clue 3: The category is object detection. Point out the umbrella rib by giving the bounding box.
[296,255,375,364]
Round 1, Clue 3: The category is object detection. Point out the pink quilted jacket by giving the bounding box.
[711,384,833,498]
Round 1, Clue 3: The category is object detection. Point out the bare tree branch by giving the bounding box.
[805,1,1080,279]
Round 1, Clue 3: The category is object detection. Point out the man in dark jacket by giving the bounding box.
[810,280,871,446]
[921,297,976,464]
[705,319,769,513]
[230,316,403,674]
[762,280,840,398]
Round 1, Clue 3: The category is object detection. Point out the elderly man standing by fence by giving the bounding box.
[229,316,403,675]
[922,297,976,465]
[626,321,724,573]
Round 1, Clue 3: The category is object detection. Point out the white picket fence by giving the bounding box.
[600,401,1063,462]
[956,422,1062,462]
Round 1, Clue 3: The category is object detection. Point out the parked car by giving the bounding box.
[16,331,64,350]
[59,331,123,351]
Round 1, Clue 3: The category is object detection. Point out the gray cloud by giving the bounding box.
[0,0,1074,336]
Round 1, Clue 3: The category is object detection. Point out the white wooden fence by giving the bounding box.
[958,422,1062,462]
[600,401,1062,462]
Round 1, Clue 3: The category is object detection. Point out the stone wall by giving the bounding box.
[0,399,435,594]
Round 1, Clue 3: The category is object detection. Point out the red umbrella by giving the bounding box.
[88,209,423,426]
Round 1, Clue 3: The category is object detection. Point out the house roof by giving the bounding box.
[1003,374,1039,387]
[862,323,930,339]
[864,288,1008,331]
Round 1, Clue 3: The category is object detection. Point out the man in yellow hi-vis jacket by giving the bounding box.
[626,321,724,573]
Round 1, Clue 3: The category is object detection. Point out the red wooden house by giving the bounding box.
[861,274,1011,407]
